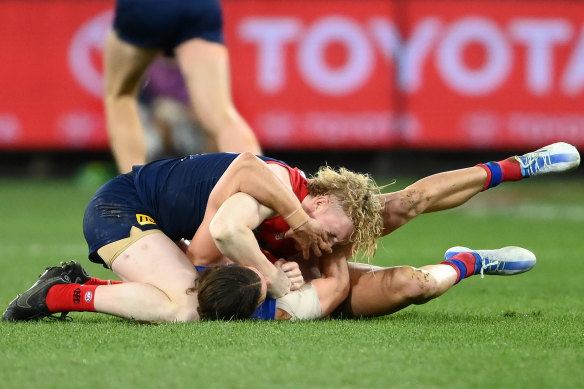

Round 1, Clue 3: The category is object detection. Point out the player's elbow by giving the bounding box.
[209,217,244,250]
[232,151,262,173]
[209,216,231,244]
[237,151,258,161]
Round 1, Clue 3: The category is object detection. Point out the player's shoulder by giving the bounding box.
[266,162,294,184]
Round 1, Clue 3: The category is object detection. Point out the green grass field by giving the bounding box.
[1,175,583,389]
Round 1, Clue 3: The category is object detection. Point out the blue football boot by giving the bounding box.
[445,246,536,278]
[515,142,580,178]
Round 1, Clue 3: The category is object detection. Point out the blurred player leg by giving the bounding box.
[104,30,159,173]
[175,38,262,155]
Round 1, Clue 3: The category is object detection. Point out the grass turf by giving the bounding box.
[0,176,583,389]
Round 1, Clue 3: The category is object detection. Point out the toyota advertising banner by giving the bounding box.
[1,0,583,151]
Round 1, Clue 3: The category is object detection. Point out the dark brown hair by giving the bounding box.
[189,266,263,320]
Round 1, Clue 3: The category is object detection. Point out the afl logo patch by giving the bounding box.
[136,214,157,225]
[84,291,93,303]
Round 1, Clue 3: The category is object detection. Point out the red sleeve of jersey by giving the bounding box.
[264,160,309,202]
[255,161,309,259]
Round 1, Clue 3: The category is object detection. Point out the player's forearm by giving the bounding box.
[312,249,351,317]
[378,167,487,236]
[418,167,486,212]
[211,219,271,271]
[232,153,310,229]
[210,201,290,297]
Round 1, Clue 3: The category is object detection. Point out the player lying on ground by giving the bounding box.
[3,152,382,322]
[4,143,579,321]
[178,142,579,320]
[328,141,580,319]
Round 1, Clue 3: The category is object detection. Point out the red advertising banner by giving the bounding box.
[1,0,583,151]
[226,0,584,150]
[0,1,113,150]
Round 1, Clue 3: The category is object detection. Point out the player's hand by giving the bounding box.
[274,259,304,291]
[266,267,291,299]
[284,218,332,260]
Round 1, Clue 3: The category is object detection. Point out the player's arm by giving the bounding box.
[187,153,327,265]
[210,152,330,258]
[275,246,351,320]
[310,245,351,316]
[209,192,292,298]
[378,167,486,236]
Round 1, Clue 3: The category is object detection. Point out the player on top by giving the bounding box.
[3,152,382,322]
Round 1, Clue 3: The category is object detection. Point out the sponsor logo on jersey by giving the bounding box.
[136,214,157,225]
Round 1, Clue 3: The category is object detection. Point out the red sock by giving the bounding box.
[498,157,523,181]
[84,277,122,286]
[46,284,99,313]
[440,252,477,284]
[477,158,523,191]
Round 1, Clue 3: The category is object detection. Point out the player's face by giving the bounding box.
[247,266,268,304]
[311,197,354,247]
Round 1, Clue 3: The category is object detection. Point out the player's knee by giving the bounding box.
[171,305,198,322]
[391,266,439,305]
[147,285,199,322]
[166,296,199,322]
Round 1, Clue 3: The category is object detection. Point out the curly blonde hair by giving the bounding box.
[307,166,383,259]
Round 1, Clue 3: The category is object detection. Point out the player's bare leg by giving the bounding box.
[94,233,200,322]
[175,38,262,155]
[331,262,458,318]
[103,30,158,173]
[331,246,536,318]
[3,233,201,322]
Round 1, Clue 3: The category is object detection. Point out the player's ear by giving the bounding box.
[314,195,330,209]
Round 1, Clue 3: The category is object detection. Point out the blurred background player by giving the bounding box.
[104,0,262,173]
[138,58,207,160]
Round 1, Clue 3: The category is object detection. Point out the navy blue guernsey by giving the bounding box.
[83,152,289,270]
[131,153,286,241]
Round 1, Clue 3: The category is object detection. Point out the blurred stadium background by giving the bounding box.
[1,0,584,179]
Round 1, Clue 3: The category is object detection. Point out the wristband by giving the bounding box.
[292,218,309,232]
[284,208,310,231]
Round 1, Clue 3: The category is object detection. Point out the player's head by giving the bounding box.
[192,266,266,320]
[306,166,383,258]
